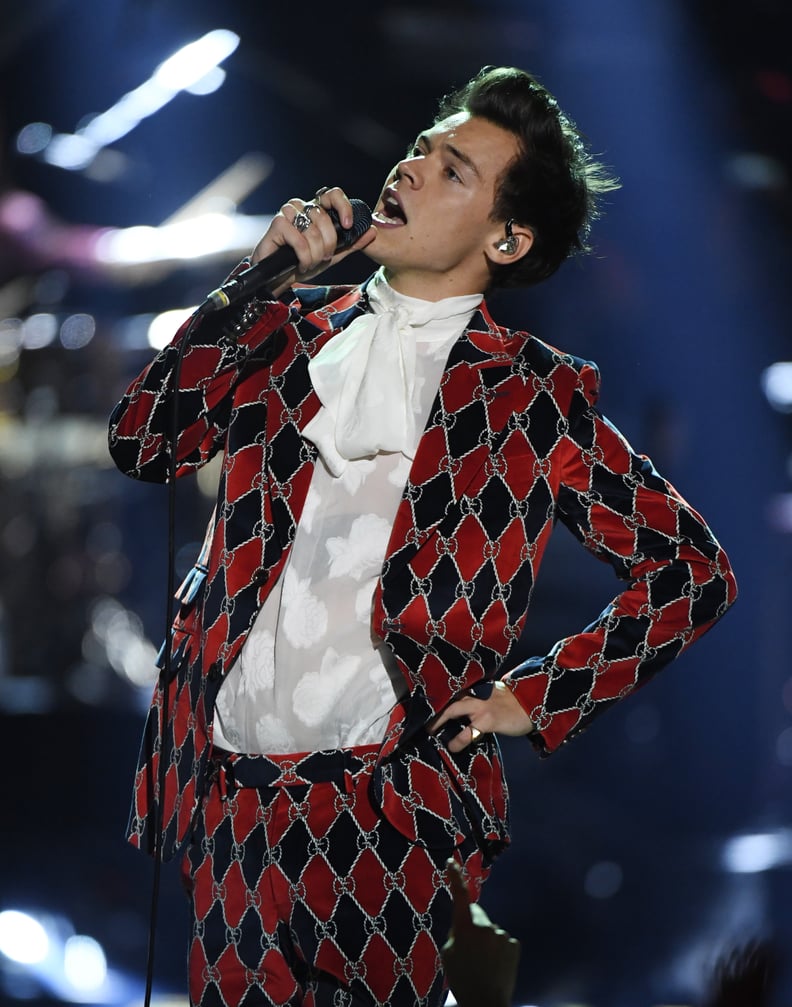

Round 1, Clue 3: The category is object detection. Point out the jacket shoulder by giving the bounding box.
[488,312,601,403]
[532,334,600,408]
[477,301,596,377]
[516,329,597,379]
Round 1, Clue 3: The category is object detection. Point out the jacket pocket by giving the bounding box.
[436,735,511,865]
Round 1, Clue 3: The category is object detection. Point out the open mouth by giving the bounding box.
[372,192,407,227]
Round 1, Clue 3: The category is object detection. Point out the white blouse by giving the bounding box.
[212,273,482,754]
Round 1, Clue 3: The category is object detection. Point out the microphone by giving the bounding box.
[198,198,372,314]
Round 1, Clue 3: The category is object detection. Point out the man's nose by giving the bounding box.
[395,154,422,187]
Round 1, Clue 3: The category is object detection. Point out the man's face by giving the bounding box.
[366,112,521,299]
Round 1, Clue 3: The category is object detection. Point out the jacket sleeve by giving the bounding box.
[108,270,295,483]
[504,360,738,753]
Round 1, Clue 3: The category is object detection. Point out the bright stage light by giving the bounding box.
[148,307,197,349]
[28,29,240,172]
[95,211,247,266]
[63,934,107,993]
[93,211,272,273]
[186,66,227,96]
[761,362,792,412]
[0,909,50,964]
[722,829,792,873]
[154,29,239,92]
[21,313,58,350]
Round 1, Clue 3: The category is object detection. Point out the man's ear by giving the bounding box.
[485,220,534,266]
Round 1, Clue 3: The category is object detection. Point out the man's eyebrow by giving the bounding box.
[413,132,482,179]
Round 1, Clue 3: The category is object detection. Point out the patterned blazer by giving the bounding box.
[108,276,736,864]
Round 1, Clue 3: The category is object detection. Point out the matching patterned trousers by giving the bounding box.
[182,746,486,1007]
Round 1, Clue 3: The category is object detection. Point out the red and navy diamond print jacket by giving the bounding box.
[108,276,737,864]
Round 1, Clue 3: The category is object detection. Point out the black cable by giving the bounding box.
[143,311,202,1007]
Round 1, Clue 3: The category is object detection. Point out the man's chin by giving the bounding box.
[360,229,415,277]
[361,243,386,266]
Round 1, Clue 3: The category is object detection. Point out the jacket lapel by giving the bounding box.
[264,283,368,433]
[263,283,369,550]
[383,301,528,576]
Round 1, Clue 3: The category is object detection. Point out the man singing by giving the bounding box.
[109,66,736,1006]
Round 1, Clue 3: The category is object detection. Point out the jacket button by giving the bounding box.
[207,662,222,682]
[252,568,269,587]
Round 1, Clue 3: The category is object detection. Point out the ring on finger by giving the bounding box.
[470,726,482,741]
[292,210,313,233]
[304,200,322,216]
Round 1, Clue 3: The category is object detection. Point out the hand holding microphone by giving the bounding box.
[199,188,375,313]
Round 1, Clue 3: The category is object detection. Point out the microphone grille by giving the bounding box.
[349,198,373,238]
[332,198,372,249]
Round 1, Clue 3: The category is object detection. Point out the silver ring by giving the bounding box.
[292,210,312,233]
[304,200,322,215]
[470,726,482,741]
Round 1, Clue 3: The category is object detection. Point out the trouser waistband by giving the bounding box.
[209,744,381,797]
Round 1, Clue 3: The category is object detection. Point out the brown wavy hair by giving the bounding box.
[435,66,620,288]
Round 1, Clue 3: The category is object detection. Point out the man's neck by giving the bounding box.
[382,267,485,303]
